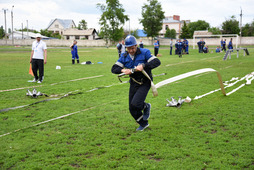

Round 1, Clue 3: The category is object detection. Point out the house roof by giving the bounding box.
[136,29,147,37]
[12,31,49,39]
[47,19,76,29]
[163,16,190,24]
[63,28,97,36]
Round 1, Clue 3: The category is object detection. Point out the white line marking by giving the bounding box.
[0,101,113,138]
[0,75,104,93]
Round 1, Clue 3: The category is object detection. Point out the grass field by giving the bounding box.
[0,45,253,169]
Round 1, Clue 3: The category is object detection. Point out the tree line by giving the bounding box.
[0,0,253,40]
[96,0,253,43]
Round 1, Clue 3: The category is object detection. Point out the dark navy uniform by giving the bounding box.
[111,47,160,128]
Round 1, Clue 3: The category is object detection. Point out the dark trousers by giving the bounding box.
[170,46,172,55]
[154,48,159,56]
[129,81,151,127]
[222,45,226,52]
[32,59,44,81]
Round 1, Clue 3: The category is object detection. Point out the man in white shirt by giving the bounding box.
[30,33,47,83]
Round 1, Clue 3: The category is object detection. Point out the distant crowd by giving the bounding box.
[116,37,234,58]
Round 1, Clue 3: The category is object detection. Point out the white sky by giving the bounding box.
[0,0,253,32]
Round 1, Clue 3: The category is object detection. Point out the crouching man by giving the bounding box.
[111,35,161,131]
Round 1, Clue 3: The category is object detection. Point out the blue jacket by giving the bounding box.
[71,44,79,58]
[111,48,160,82]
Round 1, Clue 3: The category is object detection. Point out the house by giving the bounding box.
[47,18,76,35]
[63,28,99,40]
[159,15,190,38]
[9,31,49,40]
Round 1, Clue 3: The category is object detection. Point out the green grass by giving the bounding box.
[0,45,253,169]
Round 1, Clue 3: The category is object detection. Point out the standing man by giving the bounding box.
[154,40,159,56]
[116,40,122,58]
[200,39,205,53]
[170,39,173,55]
[139,39,144,48]
[228,38,233,51]
[177,39,183,57]
[30,33,47,83]
[222,39,227,52]
[111,35,161,131]
[183,38,189,54]
[70,40,79,64]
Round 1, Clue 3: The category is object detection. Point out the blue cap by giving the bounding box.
[125,35,137,47]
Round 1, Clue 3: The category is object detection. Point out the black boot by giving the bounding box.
[77,60,79,64]
[72,59,75,64]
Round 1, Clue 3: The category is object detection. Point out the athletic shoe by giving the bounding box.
[32,78,37,82]
[136,124,149,131]
[143,103,151,120]
[37,81,42,84]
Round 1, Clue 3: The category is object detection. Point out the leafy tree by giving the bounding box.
[180,21,191,38]
[0,26,5,39]
[78,19,87,30]
[140,0,165,39]
[97,0,129,44]
[165,28,171,38]
[40,29,61,39]
[242,20,254,36]
[188,20,210,37]
[170,29,176,39]
[221,16,240,34]
[164,28,176,38]
[208,27,221,35]
[17,28,39,33]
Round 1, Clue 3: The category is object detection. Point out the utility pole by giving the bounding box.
[26,20,28,38]
[22,23,23,39]
[129,17,130,35]
[239,7,242,48]
[11,6,14,45]
[2,8,8,44]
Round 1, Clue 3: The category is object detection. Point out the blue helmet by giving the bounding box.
[125,35,137,47]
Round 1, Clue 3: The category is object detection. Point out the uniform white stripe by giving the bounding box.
[115,61,124,68]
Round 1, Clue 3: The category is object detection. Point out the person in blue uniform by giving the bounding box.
[216,46,221,53]
[175,39,178,55]
[183,38,189,54]
[116,40,122,58]
[154,40,159,56]
[176,39,183,57]
[203,45,209,53]
[197,40,202,53]
[228,38,233,51]
[70,40,79,64]
[139,39,144,48]
[111,35,161,131]
[222,39,226,52]
[220,39,223,50]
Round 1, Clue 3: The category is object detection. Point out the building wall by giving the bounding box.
[138,37,254,47]
[0,39,107,47]
[1,37,254,47]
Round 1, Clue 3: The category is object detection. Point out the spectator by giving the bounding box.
[139,39,144,48]
[70,40,79,64]
[154,40,159,56]
[170,39,173,55]
[216,46,221,53]
[30,33,47,83]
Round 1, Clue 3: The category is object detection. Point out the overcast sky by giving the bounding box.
[0,0,253,32]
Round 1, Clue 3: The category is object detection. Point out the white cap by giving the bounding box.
[35,33,42,38]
